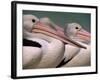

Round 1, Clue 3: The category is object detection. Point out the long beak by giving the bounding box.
[32,22,86,49]
[77,29,91,41]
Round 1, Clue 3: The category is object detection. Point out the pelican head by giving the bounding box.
[65,23,91,43]
[23,15,39,32]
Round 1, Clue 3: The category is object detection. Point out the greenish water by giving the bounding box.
[23,10,90,32]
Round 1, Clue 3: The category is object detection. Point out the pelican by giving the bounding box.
[23,15,42,68]
[23,15,86,69]
[63,42,91,67]
[58,23,91,67]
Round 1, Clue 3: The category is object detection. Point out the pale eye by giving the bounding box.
[32,19,36,23]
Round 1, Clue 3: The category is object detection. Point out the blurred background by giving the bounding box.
[23,10,91,32]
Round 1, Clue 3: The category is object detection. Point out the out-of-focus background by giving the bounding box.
[23,10,91,32]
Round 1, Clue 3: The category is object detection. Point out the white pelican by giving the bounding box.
[23,15,42,68]
[63,42,91,67]
[58,23,91,67]
[23,15,86,69]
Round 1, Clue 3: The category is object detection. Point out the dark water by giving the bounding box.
[23,10,91,32]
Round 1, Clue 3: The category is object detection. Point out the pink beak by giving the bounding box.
[32,22,86,49]
[77,29,91,42]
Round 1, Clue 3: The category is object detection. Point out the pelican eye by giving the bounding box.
[32,19,36,23]
[75,26,79,29]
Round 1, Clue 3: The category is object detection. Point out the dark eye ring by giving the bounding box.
[75,27,79,29]
[32,19,36,23]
